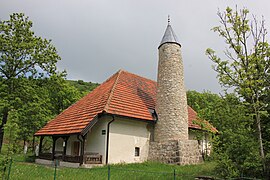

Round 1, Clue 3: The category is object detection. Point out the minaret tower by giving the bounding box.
[154,17,188,142]
[149,17,202,165]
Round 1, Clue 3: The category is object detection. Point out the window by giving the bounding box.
[135,147,140,157]
[102,130,106,135]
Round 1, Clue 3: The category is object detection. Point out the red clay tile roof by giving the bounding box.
[188,106,217,132]
[35,70,216,136]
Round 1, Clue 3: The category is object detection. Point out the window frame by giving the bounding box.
[135,147,140,157]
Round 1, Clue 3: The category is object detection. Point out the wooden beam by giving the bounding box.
[80,135,86,165]
[52,136,59,160]
[32,136,35,153]
[62,136,69,161]
[38,136,44,156]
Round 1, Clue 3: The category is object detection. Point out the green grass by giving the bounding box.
[6,159,216,180]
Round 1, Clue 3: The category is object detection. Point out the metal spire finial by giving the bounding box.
[159,15,181,48]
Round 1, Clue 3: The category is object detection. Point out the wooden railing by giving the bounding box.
[39,153,80,163]
[54,151,63,160]
[63,155,81,163]
[38,153,102,164]
[39,153,53,160]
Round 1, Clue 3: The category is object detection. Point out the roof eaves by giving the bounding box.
[104,112,155,123]
[34,132,80,137]
[80,115,99,136]
[34,96,83,136]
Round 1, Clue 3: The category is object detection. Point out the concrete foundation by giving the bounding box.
[35,159,80,168]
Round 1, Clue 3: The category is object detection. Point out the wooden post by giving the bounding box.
[80,135,86,165]
[62,136,69,161]
[38,136,44,156]
[52,136,58,160]
[32,136,35,153]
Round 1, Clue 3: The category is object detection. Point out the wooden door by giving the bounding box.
[72,141,80,156]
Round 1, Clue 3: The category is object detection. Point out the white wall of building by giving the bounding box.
[108,117,150,164]
[53,117,109,162]
[85,117,108,164]
[67,135,80,156]
[53,115,152,165]
[55,138,64,152]
[188,130,212,156]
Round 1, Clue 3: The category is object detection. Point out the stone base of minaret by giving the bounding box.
[148,140,203,165]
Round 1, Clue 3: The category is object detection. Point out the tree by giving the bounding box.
[212,94,261,178]
[45,73,81,115]
[12,74,81,153]
[187,90,221,127]
[187,91,262,178]
[67,79,99,95]
[15,78,52,152]
[206,7,270,176]
[0,13,61,152]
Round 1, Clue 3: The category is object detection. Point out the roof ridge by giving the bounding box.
[120,69,157,83]
[104,69,123,112]
[188,106,197,115]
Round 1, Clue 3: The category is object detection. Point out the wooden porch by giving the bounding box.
[37,134,102,165]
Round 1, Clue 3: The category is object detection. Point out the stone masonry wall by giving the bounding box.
[148,140,203,165]
[154,43,188,142]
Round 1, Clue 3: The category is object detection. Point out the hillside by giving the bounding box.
[66,80,99,95]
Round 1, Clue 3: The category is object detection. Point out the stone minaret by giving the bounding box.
[154,19,188,142]
[149,18,202,165]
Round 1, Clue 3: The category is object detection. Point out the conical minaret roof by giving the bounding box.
[159,18,181,48]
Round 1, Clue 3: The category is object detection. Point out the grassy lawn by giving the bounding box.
[6,156,216,180]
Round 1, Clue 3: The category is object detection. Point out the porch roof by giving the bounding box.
[35,70,216,136]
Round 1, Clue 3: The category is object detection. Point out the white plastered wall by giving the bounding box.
[55,138,64,152]
[67,135,80,155]
[53,117,108,162]
[188,129,212,156]
[54,115,151,165]
[84,117,108,164]
[108,117,150,164]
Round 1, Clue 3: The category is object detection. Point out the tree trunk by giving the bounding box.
[23,139,26,151]
[0,109,9,153]
[23,141,28,154]
[256,111,266,174]
[32,136,35,153]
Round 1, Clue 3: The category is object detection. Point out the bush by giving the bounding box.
[0,155,11,179]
